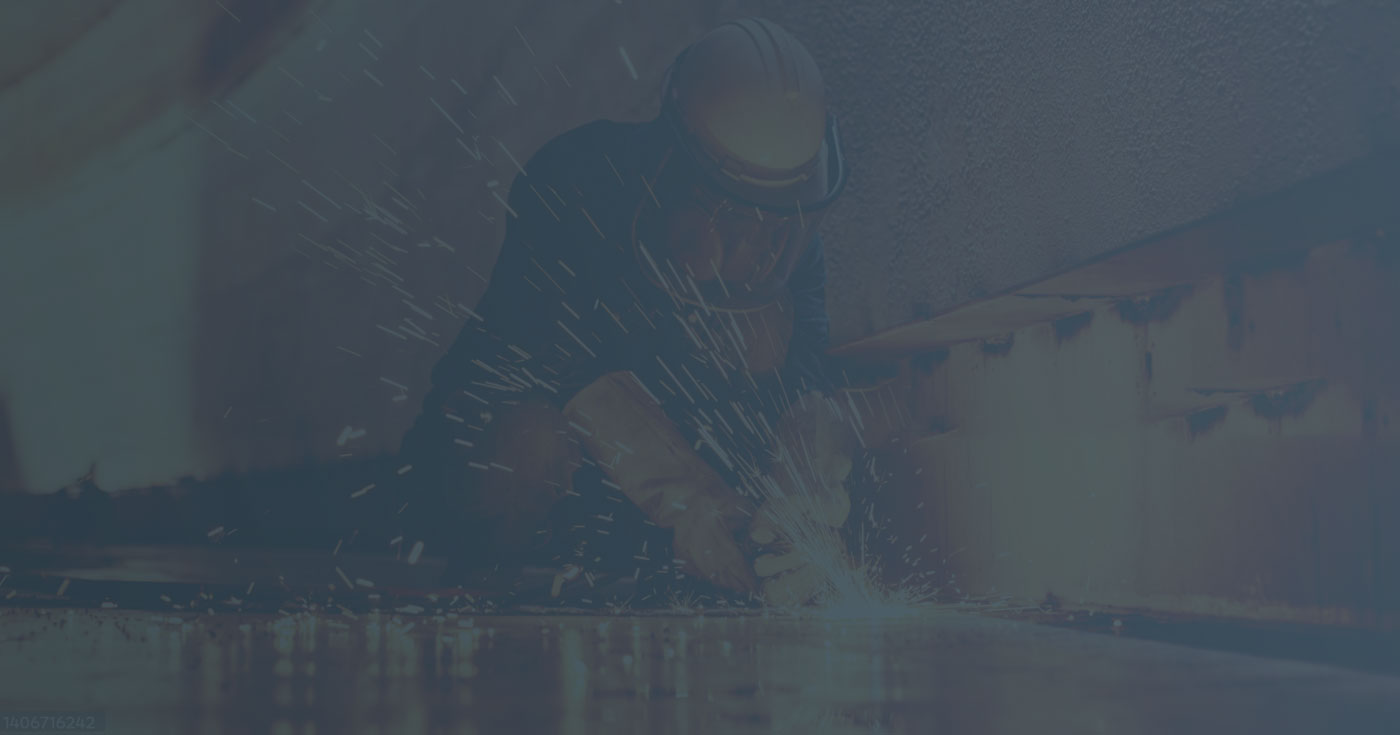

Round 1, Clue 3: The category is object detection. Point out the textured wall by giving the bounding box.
[3,0,1398,491]
[765,0,1400,343]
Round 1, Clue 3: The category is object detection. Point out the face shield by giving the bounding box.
[632,70,848,310]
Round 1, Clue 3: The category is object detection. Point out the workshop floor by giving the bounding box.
[3,606,1400,734]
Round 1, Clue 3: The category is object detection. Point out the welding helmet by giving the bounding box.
[635,18,847,308]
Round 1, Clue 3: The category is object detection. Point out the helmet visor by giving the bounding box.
[638,114,846,306]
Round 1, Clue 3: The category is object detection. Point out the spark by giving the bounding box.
[408,542,425,565]
[494,138,526,175]
[372,262,403,282]
[337,426,367,446]
[430,98,465,135]
[224,99,256,123]
[568,421,593,437]
[215,0,241,22]
[515,26,536,56]
[604,155,625,185]
[492,191,519,218]
[363,69,384,87]
[618,46,638,79]
[557,321,597,357]
[493,76,518,106]
[308,9,333,33]
[268,149,304,174]
[185,115,239,155]
[579,208,606,239]
[403,299,435,321]
[654,357,695,404]
[251,197,276,212]
[266,126,292,144]
[298,200,329,223]
[302,179,341,209]
[277,66,306,88]
[463,263,489,284]
[599,300,628,333]
[530,186,560,220]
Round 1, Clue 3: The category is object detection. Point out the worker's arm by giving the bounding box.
[779,234,835,398]
[562,372,758,594]
[403,127,762,593]
[399,129,629,558]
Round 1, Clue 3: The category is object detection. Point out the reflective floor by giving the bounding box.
[3,607,1400,734]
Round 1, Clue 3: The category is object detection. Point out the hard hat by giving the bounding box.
[637,18,847,308]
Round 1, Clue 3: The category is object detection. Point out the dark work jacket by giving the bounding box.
[399,118,834,581]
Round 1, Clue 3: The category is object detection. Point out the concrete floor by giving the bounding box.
[2,606,1399,734]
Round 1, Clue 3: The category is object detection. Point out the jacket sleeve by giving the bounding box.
[779,233,835,399]
[400,134,633,466]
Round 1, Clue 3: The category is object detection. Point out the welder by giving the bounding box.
[398,18,856,606]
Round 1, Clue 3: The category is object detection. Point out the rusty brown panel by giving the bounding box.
[829,295,1108,358]
[1051,311,1093,344]
[0,1,122,93]
[1113,285,1194,326]
[1,1,315,204]
[833,149,1400,359]
[1185,405,1229,440]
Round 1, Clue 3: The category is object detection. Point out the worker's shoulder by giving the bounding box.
[520,119,659,185]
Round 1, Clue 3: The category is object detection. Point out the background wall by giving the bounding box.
[2,0,1398,492]
[777,0,1400,343]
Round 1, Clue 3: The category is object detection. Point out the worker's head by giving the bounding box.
[637,18,847,307]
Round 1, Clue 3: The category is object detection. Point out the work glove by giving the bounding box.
[748,390,858,606]
[564,371,759,595]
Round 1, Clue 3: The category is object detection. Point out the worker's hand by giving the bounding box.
[751,525,855,607]
[565,372,768,596]
[672,492,760,595]
[747,478,853,607]
[756,552,832,607]
[741,392,858,607]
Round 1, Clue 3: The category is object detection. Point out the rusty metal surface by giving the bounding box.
[3,606,1400,734]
